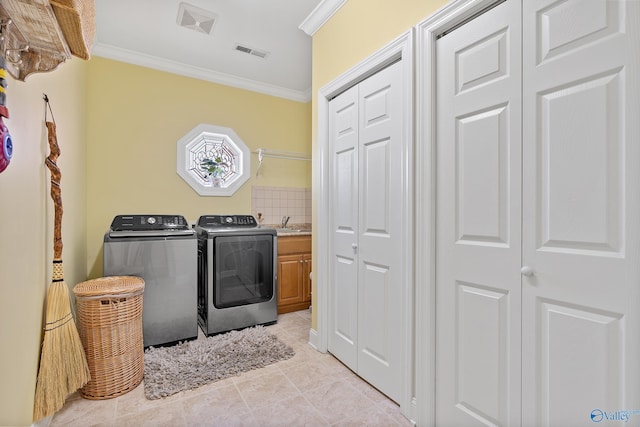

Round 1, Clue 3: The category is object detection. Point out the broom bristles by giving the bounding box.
[33,279,90,422]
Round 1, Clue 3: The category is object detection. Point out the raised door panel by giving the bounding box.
[538,74,622,254]
[435,1,522,425]
[522,0,640,424]
[456,105,509,245]
[455,283,509,425]
[537,300,623,425]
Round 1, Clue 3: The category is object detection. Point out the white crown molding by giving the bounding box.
[91,43,312,103]
[299,0,348,36]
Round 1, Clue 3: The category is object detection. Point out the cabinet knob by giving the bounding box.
[352,243,358,250]
[521,266,534,277]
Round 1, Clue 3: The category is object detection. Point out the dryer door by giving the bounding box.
[213,234,275,309]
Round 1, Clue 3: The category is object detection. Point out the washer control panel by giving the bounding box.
[110,215,189,231]
[196,215,257,228]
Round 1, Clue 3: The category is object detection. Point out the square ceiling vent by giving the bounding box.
[177,2,218,35]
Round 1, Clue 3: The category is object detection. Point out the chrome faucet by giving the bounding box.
[281,216,291,229]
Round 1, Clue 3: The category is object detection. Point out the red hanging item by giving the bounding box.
[0,56,12,174]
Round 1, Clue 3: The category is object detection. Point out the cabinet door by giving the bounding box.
[302,254,312,302]
[277,254,304,307]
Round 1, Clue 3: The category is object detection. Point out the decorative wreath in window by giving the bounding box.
[176,124,250,196]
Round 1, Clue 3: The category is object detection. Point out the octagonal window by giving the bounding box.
[176,124,250,196]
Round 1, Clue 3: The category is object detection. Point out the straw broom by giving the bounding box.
[33,115,90,421]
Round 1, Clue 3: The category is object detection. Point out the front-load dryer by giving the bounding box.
[195,214,277,335]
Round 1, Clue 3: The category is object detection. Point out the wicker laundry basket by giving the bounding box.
[73,276,145,400]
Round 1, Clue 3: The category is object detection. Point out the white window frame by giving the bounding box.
[176,124,250,196]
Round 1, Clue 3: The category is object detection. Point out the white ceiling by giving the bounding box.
[92,0,323,102]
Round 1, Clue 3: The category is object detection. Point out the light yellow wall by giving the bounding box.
[0,52,311,425]
[85,58,311,278]
[313,0,447,89]
[0,59,87,426]
[309,0,448,330]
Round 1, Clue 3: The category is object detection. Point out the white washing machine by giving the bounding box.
[103,214,197,347]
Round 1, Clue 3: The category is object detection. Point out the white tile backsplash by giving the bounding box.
[252,186,312,226]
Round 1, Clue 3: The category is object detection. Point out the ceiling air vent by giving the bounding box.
[177,2,218,35]
[234,43,269,59]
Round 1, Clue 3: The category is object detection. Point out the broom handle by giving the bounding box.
[44,121,63,259]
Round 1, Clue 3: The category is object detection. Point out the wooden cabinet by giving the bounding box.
[277,235,311,314]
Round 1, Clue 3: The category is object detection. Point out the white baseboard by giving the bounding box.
[33,415,52,427]
[308,327,323,351]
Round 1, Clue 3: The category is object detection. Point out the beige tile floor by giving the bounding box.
[49,309,413,427]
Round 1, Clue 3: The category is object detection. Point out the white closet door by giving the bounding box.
[435,1,522,425]
[328,84,360,371]
[328,60,405,403]
[356,60,404,403]
[522,1,640,425]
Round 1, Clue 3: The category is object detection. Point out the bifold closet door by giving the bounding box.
[434,0,640,425]
[434,1,522,426]
[328,60,405,403]
[521,0,640,424]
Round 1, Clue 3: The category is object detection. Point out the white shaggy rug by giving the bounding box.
[143,326,295,399]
